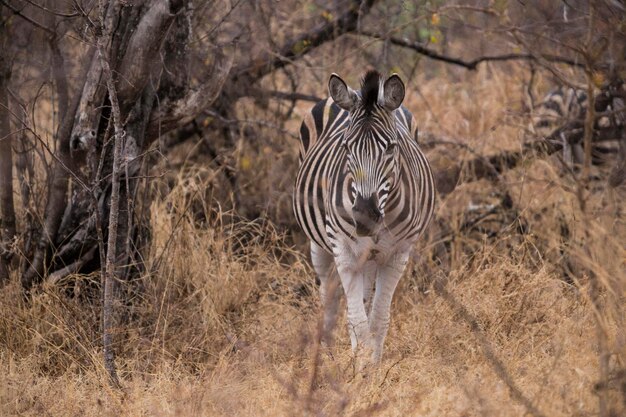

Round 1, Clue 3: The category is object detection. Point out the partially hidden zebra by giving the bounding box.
[531,84,625,184]
[293,71,435,366]
[531,86,590,166]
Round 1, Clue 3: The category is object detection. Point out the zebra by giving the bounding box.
[531,84,625,182]
[293,71,435,366]
[531,86,589,167]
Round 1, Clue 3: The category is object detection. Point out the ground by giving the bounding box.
[1,64,624,416]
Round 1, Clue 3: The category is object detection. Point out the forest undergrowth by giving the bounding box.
[1,65,624,417]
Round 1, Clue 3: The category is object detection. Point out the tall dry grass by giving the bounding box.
[1,64,624,416]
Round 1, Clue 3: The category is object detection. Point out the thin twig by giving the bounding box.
[23,0,80,18]
[259,89,321,103]
[0,0,54,33]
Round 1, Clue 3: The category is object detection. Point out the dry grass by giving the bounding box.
[1,64,625,416]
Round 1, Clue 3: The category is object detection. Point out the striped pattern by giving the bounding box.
[532,86,621,168]
[294,98,434,255]
[532,86,588,136]
[292,71,435,365]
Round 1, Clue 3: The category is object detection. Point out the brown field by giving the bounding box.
[1,63,625,416]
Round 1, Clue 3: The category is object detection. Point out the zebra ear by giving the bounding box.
[380,74,405,111]
[329,73,358,111]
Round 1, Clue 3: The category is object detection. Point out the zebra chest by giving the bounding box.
[325,221,408,264]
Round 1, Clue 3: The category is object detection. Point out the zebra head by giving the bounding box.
[329,71,405,237]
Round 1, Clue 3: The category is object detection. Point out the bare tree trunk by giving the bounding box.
[14,129,35,264]
[89,0,203,386]
[21,92,79,290]
[0,51,15,284]
[97,44,122,389]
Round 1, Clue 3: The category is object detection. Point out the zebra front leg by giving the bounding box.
[363,262,377,316]
[336,260,371,364]
[572,142,585,167]
[369,251,409,363]
[311,243,340,344]
[560,132,574,168]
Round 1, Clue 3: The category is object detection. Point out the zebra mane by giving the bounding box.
[360,70,382,111]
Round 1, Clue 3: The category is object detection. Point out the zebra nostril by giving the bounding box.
[353,195,382,223]
[372,205,382,220]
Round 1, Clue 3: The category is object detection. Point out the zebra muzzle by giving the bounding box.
[352,194,383,237]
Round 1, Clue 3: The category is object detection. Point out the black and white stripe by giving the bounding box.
[532,85,624,169]
[293,71,435,366]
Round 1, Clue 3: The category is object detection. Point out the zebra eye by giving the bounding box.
[386,143,397,155]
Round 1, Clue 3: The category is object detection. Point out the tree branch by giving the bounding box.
[258,89,321,103]
[0,48,15,284]
[49,36,69,141]
[0,0,54,34]
[146,48,233,141]
[116,0,180,111]
[433,136,556,197]
[361,31,585,70]
[431,112,624,197]
[21,80,80,290]
[96,16,123,389]
[23,0,80,18]
[230,0,377,88]
[46,245,97,285]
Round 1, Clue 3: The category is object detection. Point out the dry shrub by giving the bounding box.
[1,63,625,416]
